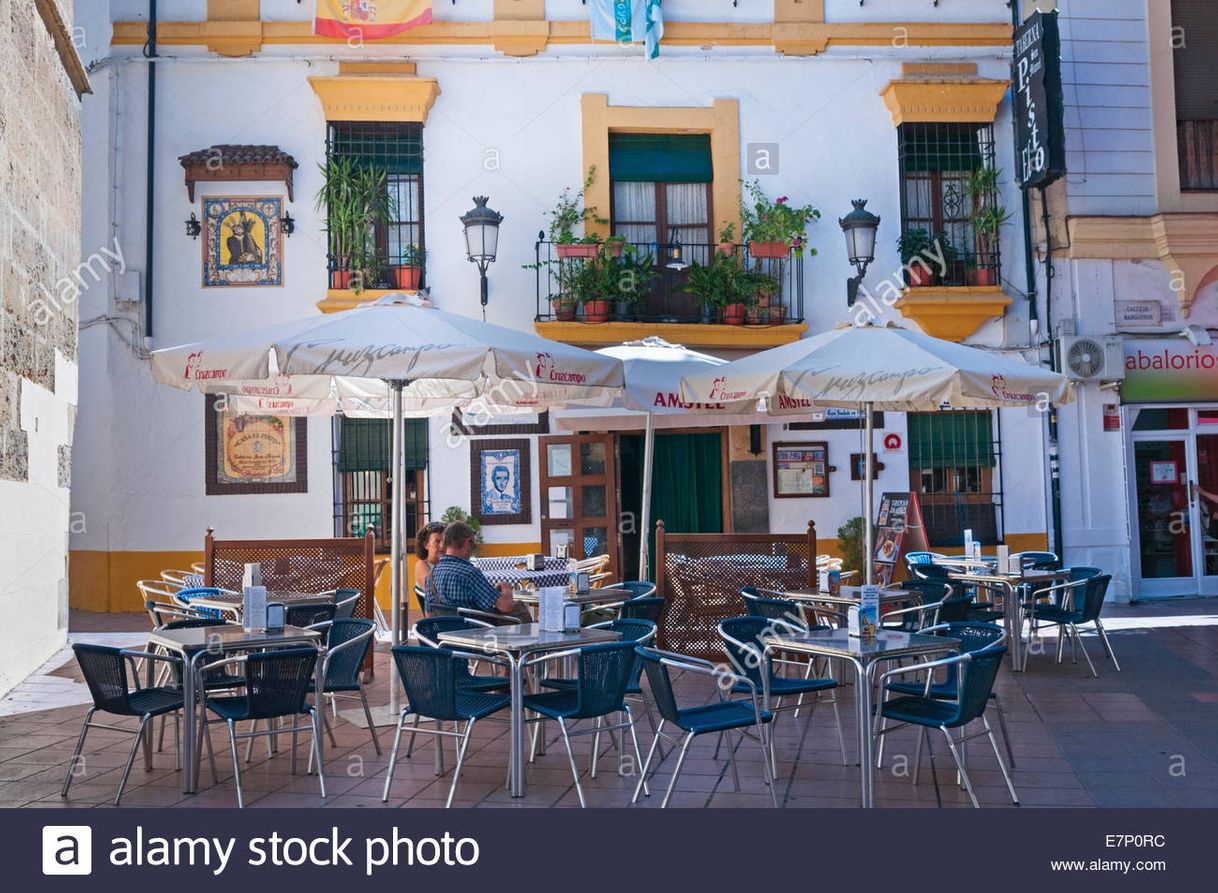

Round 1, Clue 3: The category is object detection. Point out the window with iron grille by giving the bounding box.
[1172,0,1218,190]
[897,122,1000,287]
[325,121,425,290]
[906,410,1004,546]
[332,417,429,552]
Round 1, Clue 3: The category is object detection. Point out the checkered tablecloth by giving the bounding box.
[472,556,567,573]
[478,567,571,590]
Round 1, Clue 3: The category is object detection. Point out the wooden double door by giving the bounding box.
[538,434,619,580]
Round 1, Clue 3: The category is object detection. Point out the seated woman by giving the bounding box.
[413,521,445,615]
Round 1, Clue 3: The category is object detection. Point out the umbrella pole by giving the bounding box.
[639,412,656,580]
[389,380,405,713]
[863,401,875,586]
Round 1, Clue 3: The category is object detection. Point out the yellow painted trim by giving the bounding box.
[893,286,1013,341]
[582,95,741,245]
[307,74,440,123]
[880,78,1010,126]
[317,288,419,313]
[111,20,1013,56]
[70,550,205,614]
[205,0,262,55]
[535,320,808,349]
[492,0,548,56]
[1068,214,1218,317]
[338,61,417,76]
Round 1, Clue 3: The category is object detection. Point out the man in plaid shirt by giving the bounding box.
[428,522,531,620]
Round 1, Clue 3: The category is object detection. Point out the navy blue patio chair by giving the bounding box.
[632,646,778,808]
[1015,550,1060,570]
[63,643,187,805]
[383,645,511,808]
[1068,566,1103,582]
[1026,574,1119,677]
[522,641,647,807]
[310,619,380,757]
[719,616,848,768]
[286,603,336,629]
[331,588,362,619]
[201,647,325,808]
[874,635,1018,808]
[876,622,1015,771]
[618,596,664,624]
[617,580,657,600]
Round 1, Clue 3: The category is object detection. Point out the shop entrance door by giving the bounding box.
[538,434,620,579]
[1130,407,1218,597]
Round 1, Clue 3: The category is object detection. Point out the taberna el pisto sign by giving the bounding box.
[1013,10,1067,189]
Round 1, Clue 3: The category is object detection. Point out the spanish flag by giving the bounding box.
[314,1,432,40]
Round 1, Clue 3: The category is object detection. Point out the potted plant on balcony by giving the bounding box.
[546,166,616,259]
[932,231,960,286]
[569,246,619,323]
[316,157,393,293]
[612,245,657,320]
[970,206,1012,287]
[391,243,424,290]
[683,250,734,324]
[740,179,820,259]
[716,222,738,256]
[897,227,935,287]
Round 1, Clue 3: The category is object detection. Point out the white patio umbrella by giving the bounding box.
[679,322,1072,583]
[556,337,819,577]
[149,295,625,683]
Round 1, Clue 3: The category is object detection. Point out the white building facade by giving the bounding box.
[71,0,1056,612]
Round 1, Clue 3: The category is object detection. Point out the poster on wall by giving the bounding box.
[204,395,307,495]
[1123,339,1218,403]
[470,438,532,526]
[772,442,830,498]
[203,196,284,287]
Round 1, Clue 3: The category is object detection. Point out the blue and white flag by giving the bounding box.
[590,0,664,60]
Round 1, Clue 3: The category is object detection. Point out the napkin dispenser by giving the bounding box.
[242,584,268,631]
[265,602,285,631]
[539,587,580,633]
[526,553,547,571]
[568,570,590,594]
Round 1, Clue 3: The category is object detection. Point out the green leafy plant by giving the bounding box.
[316,156,394,293]
[683,250,740,310]
[970,206,1013,259]
[398,243,425,266]
[717,221,737,243]
[896,227,933,264]
[546,166,608,244]
[439,506,483,553]
[836,516,865,577]
[612,245,658,310]
[739,180,820,256]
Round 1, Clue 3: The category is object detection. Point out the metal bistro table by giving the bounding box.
[185,590,336,619]
[146,624,323,794]
[436,623,620,798]
[947,569,1070,671]
[510,587,632,612]
[764,628,958,808]
[779,586,917,624]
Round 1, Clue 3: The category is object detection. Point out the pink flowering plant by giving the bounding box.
[739,179,821,257]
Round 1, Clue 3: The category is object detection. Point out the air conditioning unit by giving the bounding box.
[1055,335,1125,382]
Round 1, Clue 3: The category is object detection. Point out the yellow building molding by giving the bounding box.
[491,0,549,56]
[880,78,1010,126]
[338,61,417,76]
[112,19,1012,56]
[1068,214,1218,317]
[318,289,419,313]
[893,286,1012,341]
[582,94,740,244]
[307,73,440,123]
[534,320,808,349]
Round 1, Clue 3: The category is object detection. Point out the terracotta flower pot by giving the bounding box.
[551,299,577,321]
[749,241,790,259]
[974,267,997,287]
[717,241,737,256]
[768,305,787,325]
[722,303,746,325]
[583,299,611,323]
[556,243,600,259]
[333,269,355,290]
[605,240,626,257]
[745,306,766,324]
[391,265,421,290]
[907,264,933,287]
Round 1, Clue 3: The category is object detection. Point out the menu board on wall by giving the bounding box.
[873,492,929,586]
[772,442,830,498]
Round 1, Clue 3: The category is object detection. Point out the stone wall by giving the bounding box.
[0,0,83,694]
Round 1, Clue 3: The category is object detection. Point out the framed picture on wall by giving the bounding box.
[470,438,532,525]
[772,441,830,498]
[204,395,307,495]
[202,196,284,287]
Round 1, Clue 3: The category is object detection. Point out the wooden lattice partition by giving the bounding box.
[654,521,818,661]
[203,528,377,671]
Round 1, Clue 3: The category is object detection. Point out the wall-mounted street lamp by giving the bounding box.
[838,199,880,307]
[460,196,504,320]
[185,212,201,239]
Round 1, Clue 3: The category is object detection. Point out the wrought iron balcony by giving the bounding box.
[532,237,804,326]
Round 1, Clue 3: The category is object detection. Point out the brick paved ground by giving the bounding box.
[1,601,1215,809]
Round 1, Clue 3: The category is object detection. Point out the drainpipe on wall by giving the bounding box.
[143,0,157,341]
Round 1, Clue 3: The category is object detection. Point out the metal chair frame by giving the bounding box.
[1025,577,1120,677]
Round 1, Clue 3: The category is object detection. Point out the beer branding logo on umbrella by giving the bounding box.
[183,351,228,381]
[534,352,588,384]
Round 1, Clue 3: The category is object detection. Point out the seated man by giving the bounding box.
[427,521,531,622]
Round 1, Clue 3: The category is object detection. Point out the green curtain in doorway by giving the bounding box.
[645,432,723,580]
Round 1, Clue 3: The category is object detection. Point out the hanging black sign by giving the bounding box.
[1013,10,1067,189]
